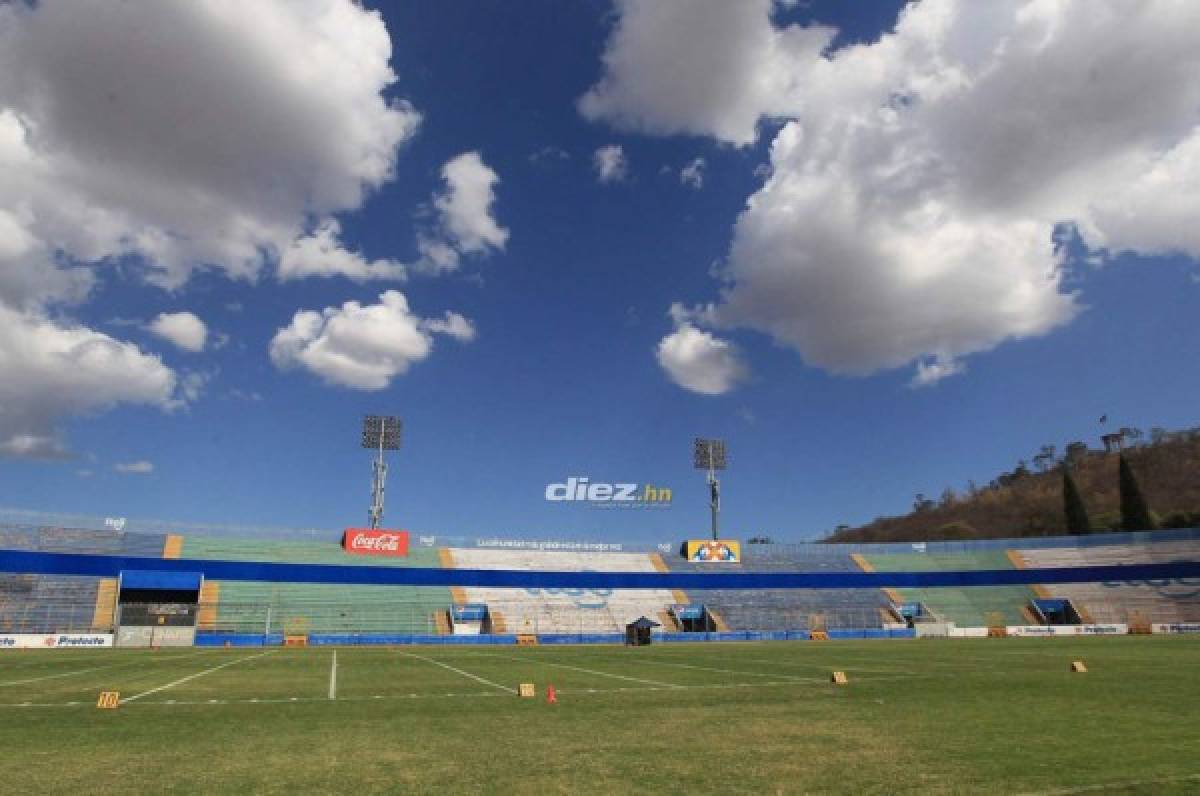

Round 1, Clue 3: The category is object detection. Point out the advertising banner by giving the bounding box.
[0,633,114,649]
[342,529,409,557]
[686,539,741,563]
[1005,624,1127,637]
[1152,623,1200,634]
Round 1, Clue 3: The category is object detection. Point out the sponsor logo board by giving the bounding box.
[1005,624,1127,637]
[0,634,114,649]
[341,529,409,557]
[1152,623,1200,634]
[686,540,741,563]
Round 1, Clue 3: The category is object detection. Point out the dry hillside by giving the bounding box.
[823,428,1200,543]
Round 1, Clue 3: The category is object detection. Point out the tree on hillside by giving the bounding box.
[1119,454,1156,531]
[1064,441,1089,467]
[1033,444,1058,473]
[1062,468,1091,534]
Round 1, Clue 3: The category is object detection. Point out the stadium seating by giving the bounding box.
[860,550,1036,626]
[4,523,1200,638]
[1015,542,1200,624]
[664,546,889,631]
[0,525,165,632]
[444,548,676,634]
[181,535,450,636]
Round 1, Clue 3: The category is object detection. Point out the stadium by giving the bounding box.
[5,0,1200,793]
[3,512,1200,793]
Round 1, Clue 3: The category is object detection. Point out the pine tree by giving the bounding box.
[1118,454,1155,531]
[1062,468,1091,534]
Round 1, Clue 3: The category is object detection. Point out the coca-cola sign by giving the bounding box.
[342,529,410,557]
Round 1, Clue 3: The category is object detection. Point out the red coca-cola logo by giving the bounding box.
[342,529,409,557]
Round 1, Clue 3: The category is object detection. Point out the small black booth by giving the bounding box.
[625,616,660,646]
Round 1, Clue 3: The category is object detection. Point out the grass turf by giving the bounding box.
[1,636,1198,794]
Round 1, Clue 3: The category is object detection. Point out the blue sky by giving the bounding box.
[1,1,1197,542]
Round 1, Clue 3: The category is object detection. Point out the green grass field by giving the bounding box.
[2,637,1198,794]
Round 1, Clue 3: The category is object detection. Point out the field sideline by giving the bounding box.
[1,637,1198,794]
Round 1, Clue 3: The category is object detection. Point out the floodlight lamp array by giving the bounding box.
[361,415,402,450]
[693,438,727,470]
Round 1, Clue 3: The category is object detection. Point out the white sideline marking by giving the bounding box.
[0,651,208,687]
[121,651,275,704]
[0,671,932,710]
[328,650,338,700]
[1016,773,1200,795]
[486,652,683,689]
[396,651,512,693]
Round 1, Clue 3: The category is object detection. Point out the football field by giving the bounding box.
[1,636,1198,794]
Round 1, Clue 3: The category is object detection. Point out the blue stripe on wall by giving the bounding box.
[2,549,1199,589]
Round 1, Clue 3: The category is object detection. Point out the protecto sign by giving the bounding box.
[342,529,409,557]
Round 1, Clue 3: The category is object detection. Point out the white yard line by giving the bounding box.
[395,651,513,693]
[0,670,931,709]
[121,651,276,704]
[0,651,210,687]
[485,652,683,689]
[328,650,338,700]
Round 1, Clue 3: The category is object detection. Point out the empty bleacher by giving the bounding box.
[444,548,676,635]
[666,547,889,631]
[181,535,450,637]
[860,550,1036,626]
[0,525,165,633]
[1016,542,1200,624]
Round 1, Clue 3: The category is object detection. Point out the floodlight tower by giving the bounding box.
[362,415,401,530]
[693,438,727,541]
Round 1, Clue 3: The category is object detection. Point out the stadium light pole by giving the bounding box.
[693,438,727,541]
[362,415,401,530]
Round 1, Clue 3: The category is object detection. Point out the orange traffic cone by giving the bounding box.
[546,684,557,704]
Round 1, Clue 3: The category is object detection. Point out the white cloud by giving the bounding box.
[0,0,421,454]
[579,0,831,146]
[115,460,154,475]
[421,311,477,342]
[278,219,407,282]
[590,0,1200,380]
[593,145,628,183]
[681,157,706,189]
[269,290,474,389]
[147,312,208,352]
[431,152,509,257]
[0,0,420,291]
[656,319,748,396]
[910,357,966,388]
[0,305,178,459]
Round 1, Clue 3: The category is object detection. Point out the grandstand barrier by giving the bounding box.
[6,550,1200,589]
[187,628,919,646]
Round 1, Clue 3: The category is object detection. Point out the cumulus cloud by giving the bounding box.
[147,312,208,352]
[681,157,706,189]
[594,0,1200,382]
[115,460,154,475]
[278,219,407,282]
[593,145,628,183]
[579,0,831,146]
[0,0,420,290]
[656,313,748,395]
[0,0,421,453]
[269,291,474,389]
[0,306,178,459]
